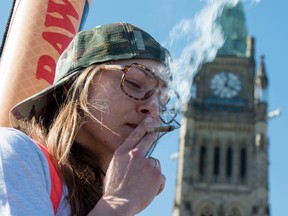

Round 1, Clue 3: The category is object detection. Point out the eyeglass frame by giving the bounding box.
[102,63,163,100]
[100,62,180,127]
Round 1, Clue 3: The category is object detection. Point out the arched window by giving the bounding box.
[228,206,241,216]
[199,205,214,216]
[199,146,207,177]
[239,147,247,183]
[213,146,220,178]
[226,147,233,180]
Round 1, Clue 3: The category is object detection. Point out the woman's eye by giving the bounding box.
[125,79,142,90]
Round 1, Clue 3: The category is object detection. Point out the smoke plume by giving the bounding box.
[165,0,261,110]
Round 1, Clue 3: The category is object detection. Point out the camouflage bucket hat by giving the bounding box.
[10,22,171,128]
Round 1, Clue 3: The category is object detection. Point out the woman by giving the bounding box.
[0,22,180,216]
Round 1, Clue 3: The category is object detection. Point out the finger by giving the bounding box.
[148,157,160,169]
[134,132,159,157]
[117,117,159,155]
[156,174,166,195]
[117,122,147,153]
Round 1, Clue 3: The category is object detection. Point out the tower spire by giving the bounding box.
[255,55,269,102]
[217,2,249,57]
[257,55,268,88]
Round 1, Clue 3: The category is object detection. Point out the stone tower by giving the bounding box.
[173,2,270,216]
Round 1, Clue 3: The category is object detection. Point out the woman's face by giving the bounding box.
[76,59,169,161]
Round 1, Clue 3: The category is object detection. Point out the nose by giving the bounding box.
[136,96,160,118]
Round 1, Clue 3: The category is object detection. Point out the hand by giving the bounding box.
[97,117,166,216]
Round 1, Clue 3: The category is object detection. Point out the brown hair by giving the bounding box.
[20,65,106,216]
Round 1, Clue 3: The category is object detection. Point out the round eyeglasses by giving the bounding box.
[101,63,181,128]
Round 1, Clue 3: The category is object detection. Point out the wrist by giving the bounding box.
[88,195,134,216]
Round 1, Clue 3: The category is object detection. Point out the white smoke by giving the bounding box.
[165,0,261,109]
[250,0,261,4]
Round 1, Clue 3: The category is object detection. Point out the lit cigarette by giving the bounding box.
[147,125,176,133]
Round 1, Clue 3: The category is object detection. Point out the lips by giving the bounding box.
[125,123,138,129]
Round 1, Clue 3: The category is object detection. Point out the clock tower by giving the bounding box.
[173,2,270,216]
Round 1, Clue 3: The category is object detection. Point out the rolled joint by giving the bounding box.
[147,125,176,133]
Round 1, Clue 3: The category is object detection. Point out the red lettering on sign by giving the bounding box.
[45,0,79,34]
[43,32,72,54]
[36,55,56,84]
[36,0,80,84]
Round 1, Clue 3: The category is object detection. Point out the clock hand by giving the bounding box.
[227,79,240,91]
[224,74,229,87]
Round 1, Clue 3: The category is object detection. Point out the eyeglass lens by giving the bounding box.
[121,65,158,100]
[122,65,180,125]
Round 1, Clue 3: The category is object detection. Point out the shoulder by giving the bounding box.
[0,127,57,215]
[0,127,41,159]
[0,127,49,174]
[0,127,33,143]
[0,127,52,188]
[0,127,52,177]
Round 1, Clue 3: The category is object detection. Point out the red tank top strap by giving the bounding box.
[35,142,62,215]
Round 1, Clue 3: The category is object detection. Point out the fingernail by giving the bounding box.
[144,117,153,124]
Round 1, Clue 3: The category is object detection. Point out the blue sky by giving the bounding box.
[1,1,287,216]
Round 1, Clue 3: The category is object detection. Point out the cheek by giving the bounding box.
[88,84,110,117]
[87,79,128,127]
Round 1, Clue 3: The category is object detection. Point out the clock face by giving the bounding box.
[210,72,242,98]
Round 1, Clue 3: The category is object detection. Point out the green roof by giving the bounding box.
[217,2,249,57]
